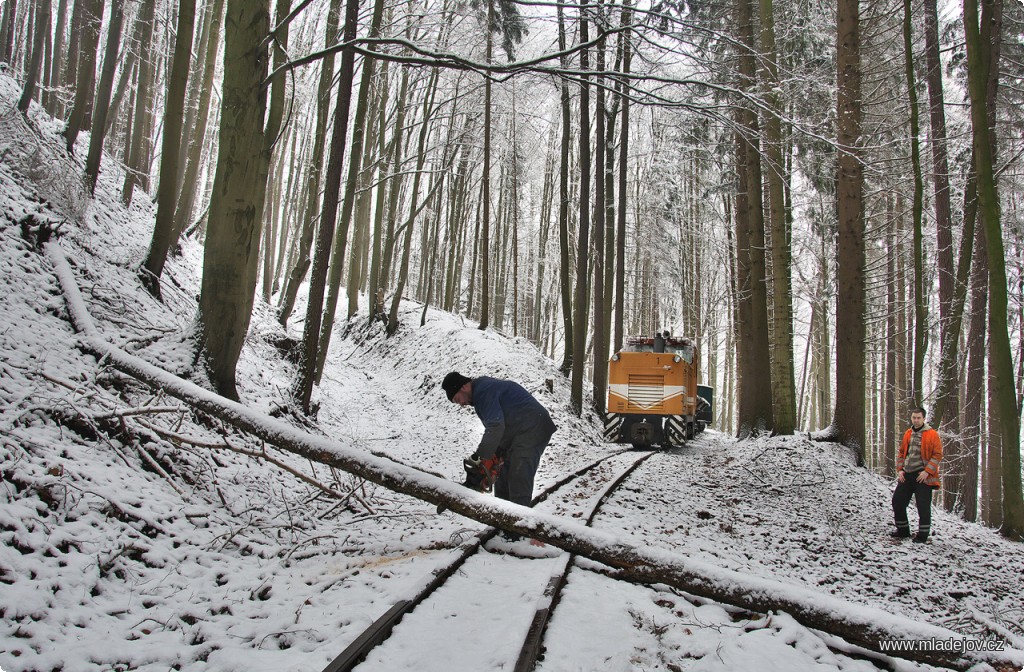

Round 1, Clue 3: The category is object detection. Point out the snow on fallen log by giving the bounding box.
[45,242,1024,671]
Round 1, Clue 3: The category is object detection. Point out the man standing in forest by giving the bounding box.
[441,372,556,542]
[892,407,942,543]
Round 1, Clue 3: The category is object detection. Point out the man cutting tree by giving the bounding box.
[441,372,556,542]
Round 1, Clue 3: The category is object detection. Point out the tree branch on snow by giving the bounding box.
[966,603,1024,651]
[137,416,353,503]
[134,441,186,497]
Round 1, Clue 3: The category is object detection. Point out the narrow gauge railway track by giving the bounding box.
[321,448,658,672]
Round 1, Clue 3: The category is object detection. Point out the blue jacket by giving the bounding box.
[471,377,555,459]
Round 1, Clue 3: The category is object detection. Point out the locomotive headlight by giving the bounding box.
[612,354,620,361]
[673,355,681,363]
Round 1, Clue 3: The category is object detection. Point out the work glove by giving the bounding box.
[437,453,504,514]
[463,453,502,492]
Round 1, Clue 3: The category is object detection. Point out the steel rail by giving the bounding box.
[513,450,659,672]
[320,447,648,672]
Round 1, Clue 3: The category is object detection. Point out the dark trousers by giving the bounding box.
[494,423,553,507]
[892,471,933,537]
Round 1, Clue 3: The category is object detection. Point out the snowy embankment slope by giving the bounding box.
[43,235,1024,671]
[2,78,1023,672]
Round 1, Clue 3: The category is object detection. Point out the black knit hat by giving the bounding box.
[442,372,471,401]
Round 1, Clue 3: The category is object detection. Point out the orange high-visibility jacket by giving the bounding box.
[897,426,942,487]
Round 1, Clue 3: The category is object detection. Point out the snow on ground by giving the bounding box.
[2,77,1023,672]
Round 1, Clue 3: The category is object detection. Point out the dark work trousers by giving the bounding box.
[494,421,554,508]
[892,471,933,538]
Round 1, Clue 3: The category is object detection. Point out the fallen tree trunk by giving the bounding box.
[46,243,1024,671]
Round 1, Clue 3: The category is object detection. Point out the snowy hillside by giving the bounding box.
[2,79,1024,672]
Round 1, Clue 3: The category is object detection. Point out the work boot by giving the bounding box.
[891,528,910,539]
[913,524,930,543]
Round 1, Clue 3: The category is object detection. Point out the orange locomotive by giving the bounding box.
[604,332,712,448]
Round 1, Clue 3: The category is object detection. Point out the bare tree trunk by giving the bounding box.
[923,0,956,413]
[467,187,482,316]
[84,0,124,193]
[601,31,616,365]
[63,0,104,151]
[366,58,390,317]
[733,128,753,434]
[102,18,138,136]
[931,166,979,511]
[902,0,927,405]
[985,361,1002,528]
[277,0,341,328]
[44,0,67,117]
[963,166,985,523]
[884,196,897,478]
[614,0,631,356]
[377,56,413,309]
[490,161,507,328]
[315,0,388,378]
[442,109,475,313]
[478,0,494,331]
[254,0,291,305]
[346,67,385,319]
[924,0,967,512]
[591,3,607,415]
[173,0,226,244]
[387,69,441,336]
[557,3,574,375]
[196,0,271,400]
[510,120,521,335]
[570,4,591,416]
[177,0,218,187]
[17,0,50,115]
[263,139,290,302]
[0,0,17,65]
[121,0,156,206]
[140,0,197,297]
[274,128,309,292]
[534,127,556,344]
[293,0,360,413]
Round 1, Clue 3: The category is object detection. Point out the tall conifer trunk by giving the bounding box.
[964,0,1023,539]
[831,0,866,461]
[734,0,773,436]
[758,0,794,434]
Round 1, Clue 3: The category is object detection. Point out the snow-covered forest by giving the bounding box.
[2,80,1024,669]
[2,0,1024,666]
[2,0,1023,532]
